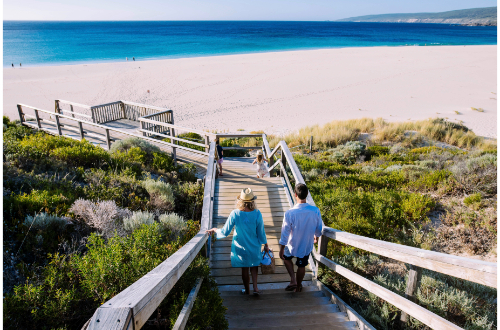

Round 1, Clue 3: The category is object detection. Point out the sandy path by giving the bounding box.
[3,45,497,138]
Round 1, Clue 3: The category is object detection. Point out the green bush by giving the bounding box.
[123,211,155,231]
[52,140,110,168]
[464,193,482,207]
[6,190,73,221]
[4,222,227,330]
[219,138,248,157]
[367,145,390,158]
[325,141,367,165]
[109,137,160,155]
[152,151,176,172]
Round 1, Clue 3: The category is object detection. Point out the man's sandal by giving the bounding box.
[253,290,263,296]
[285,284,297,291]
[294,285,303,292]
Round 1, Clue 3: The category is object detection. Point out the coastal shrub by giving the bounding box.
[176,132,206,152]
[23,212,67,231]
[219,138,248,157]
[326,141,366,165]
[4,221,228,330]
[109,137,160,155]
[6,190,73,221]
[152,151,176,172]
[52,140,110,168]
[123,211,155,232]
[451,155,497,195]
[464,193,482,207]
[367,145,390,158]
[82,169,149,209]
[69,199,130,238]
[384,164,403,172]
[142,177,175,208]
[174,181,204,220]
[159,213,187,238]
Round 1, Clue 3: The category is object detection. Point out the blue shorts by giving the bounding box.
[284,254,310,267]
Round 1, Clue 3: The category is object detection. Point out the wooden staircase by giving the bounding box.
[210,158,355,329]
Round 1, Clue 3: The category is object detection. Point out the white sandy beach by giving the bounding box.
[3,45,497,138]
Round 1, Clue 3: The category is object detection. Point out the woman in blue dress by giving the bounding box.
[206,188,269,295]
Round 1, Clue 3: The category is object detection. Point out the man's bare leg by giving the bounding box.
[295,266,306,291]
[241,267,250,294]
[283,259,297,286]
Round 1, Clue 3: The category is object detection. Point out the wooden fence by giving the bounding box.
[260,134,497,330]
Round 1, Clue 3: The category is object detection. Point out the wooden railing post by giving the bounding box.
[78,121,85,140]
[17,105,25,123]
[205,136,210,153]
[401,265,423,323]
[105,129,111,150]
[310,136,313,154]
[54,100,60,114]
[34,109,42,129]
[280,148,287,178]
[54,114,63,136]
[70,104,75,118]
[171,121,177,166]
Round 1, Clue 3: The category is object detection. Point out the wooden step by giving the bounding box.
[223,295,330,310]
[214,273,313,285]
[219,286,319,296]
[223,291,324,302]
[211,258,296,269]
[230,322,358,330]
[211,265,310,276]
[228,313,354,329]
[226,303,340,319]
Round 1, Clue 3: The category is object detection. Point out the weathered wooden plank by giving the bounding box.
[200,142,216,232]
[87,307,132,330]
[401,265,423,323]
[137,128,208,148]
[172,277,203,330]
[312,279,377,330]
[214,273,313,285]
[279,141,316,206]
[322,227,497,288]
[312,249,462,330]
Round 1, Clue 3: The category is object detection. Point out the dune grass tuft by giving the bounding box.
[265,117,495,151]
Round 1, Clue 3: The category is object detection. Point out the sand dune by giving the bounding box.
[3,45,497,138]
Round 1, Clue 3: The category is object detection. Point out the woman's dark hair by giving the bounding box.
[294,183,308,200]
[216,139,219,145]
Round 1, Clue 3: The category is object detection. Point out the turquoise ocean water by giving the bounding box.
[3,21,497,67]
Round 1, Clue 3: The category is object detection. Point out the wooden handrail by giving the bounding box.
[18,104,209,156]
[172,277,204,330]
[90,101,123,109]
[140,109,173,119]
[56,99,92,109]
[121,100,172,113]
[139,117,216,139]
[215,133,262,139]
[322,227,497,288]
[312,249,462,330]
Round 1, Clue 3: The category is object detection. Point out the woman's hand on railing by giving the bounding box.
[206,228,217,236]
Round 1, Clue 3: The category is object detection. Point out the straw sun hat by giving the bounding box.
[237,188,257,201]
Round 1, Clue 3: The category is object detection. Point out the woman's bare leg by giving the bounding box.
[250,266,259,292]
[241,267,250,294]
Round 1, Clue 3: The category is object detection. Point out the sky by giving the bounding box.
[3,0,497,21]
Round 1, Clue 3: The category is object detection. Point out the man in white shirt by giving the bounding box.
[279,183,323,292]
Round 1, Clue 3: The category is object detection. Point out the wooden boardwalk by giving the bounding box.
[211,158,355,329]
[26,117,209,177]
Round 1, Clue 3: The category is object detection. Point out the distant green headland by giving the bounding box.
[337,6,497,26]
